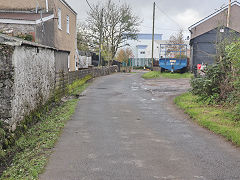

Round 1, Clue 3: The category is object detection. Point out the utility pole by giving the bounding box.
[227,0,231,27]
[151,2,156,71]
[99,8,104,66]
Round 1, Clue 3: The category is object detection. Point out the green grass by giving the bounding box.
[142,71,193,79]
[68,75,92,96]
[175,92,240,146]
[0,79,91,180]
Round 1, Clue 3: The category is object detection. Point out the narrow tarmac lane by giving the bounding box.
[40,72,240,180]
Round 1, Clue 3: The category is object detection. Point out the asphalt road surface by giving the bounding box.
[40,72,240,180]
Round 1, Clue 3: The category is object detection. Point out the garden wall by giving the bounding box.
[0,34,118,130]
[0,43,56,130]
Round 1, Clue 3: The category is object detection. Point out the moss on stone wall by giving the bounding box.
[0,74,93,170]
[0,66,117,172]
[0,44,15,161]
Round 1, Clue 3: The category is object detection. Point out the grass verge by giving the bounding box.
[0,78,91,180]
[175,92,240,146]
[142,71,193,79]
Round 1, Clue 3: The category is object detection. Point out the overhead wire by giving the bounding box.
[85,0,94,11]
[141,25,188,32]
[154,3,183,29]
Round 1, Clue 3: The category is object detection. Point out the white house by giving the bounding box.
[125,33,168,59]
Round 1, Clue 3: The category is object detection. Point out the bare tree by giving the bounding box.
[167,29,186,58]
[86,0,141,63]
[77,22,92,51]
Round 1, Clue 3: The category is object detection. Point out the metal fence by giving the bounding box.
[122,58,158,67]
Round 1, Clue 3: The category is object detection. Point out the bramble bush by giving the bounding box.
[191,38,240,120]
[191,64,223,103]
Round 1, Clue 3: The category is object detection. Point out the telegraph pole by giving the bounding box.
[151,2,156,70]
[99,8,104,66]
[227,0,231,27]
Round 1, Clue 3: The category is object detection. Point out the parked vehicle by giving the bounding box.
[159,44,188,73]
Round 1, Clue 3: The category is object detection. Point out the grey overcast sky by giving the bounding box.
[67,0,229,39]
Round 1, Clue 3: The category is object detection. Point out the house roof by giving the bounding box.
[0,33,70,53]
[189,1,240,30]
[0,12,51,21]
[188,1,240,40]
[0,12,54,24]
[189,26,240,43]
[60,0,77,15]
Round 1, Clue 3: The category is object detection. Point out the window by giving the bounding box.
[66,15,70,34]
[58,8,62,29]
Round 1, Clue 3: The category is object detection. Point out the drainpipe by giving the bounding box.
[45,0,49,12]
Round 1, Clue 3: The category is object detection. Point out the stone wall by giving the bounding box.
[55,66,118,96]
[0,45,55,130]
[0,24,35,36]
[0,20,55,48]
[0,38,117,130]
[0,45,15,127]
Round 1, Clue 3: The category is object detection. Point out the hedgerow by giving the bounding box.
[191,36,240,121]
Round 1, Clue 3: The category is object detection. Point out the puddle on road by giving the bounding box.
[96,87,108,90]
[131,86,139,91]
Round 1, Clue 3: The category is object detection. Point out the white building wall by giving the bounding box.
[125,39,168,59]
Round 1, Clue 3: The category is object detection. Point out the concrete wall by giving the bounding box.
[0,44,55,129]
[36,19,55,47]
[55,50,69,73]
[0,24,35,36]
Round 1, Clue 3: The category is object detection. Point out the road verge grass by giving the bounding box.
[142,71,193,79]
[0,77,91,180]
[175,92,240,146]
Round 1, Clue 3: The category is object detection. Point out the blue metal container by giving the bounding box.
[159,44,188,72]
[159,58,188,71]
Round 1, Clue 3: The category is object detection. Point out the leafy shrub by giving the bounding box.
[233,103,240,121]
[191,37,240,120]
[225,41,240,101]
[191,64,223,103]
[15,34,33,41]
[0,128,6,159]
